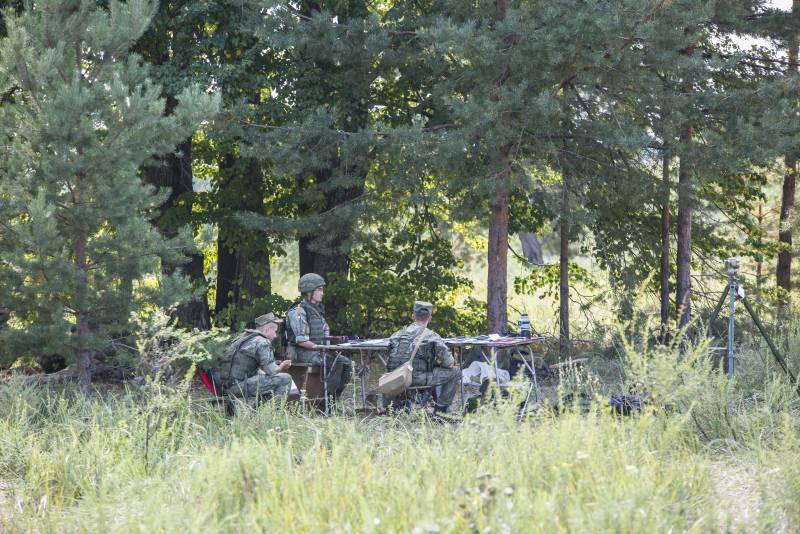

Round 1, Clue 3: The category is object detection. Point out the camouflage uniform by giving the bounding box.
[220,330,292,402]
[387,322,461,407]
[286,299,353,397]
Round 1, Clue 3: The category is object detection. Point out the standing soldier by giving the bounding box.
[386,301,461,413]
[286,273,353,402]
[220,313,293,404]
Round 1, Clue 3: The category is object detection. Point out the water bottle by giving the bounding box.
[323,322,330,345]
[518,313,531,339]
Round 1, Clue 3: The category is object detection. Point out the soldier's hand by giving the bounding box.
[278,360,292,372]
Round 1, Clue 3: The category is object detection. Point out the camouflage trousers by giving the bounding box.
[292,349,353,397]
[227,373,293,403]
[412,367,462,406]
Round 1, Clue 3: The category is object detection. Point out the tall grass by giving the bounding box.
[2,311,800,532]
[0,381,720,533]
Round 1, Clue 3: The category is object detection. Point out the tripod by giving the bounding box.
[707,258,797,394]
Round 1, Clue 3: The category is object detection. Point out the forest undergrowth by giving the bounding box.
[2,312,800,533]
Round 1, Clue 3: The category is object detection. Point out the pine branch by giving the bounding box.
[554,0,674,94]
[280,3,418,37]
[239,119,458,137]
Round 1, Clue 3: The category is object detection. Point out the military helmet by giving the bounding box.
[298,273,326,294]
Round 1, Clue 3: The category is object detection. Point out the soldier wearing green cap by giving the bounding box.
[285,273,353,400]
[220,313,293,403]
[386,301,461,413]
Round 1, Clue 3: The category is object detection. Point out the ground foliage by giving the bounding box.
[2,314,800,532]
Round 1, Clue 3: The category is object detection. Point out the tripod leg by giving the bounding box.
[741,297,796,383]
[707,284,730,335]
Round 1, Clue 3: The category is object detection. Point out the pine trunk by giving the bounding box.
[777,14,799,299]
[74,169,93,395]
[756,203,763,304]
[676,127,693,330]
[215,153,270,324]
[660,155,671,330]
[135,13,211,329]
[488,185,510,334]
[559,172,570,357]
[296,161,365,328]
[143,138,210,330]
[778,158,798,295]
[487,0,511,334]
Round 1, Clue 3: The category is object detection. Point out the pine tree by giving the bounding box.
[777,0,799,299]
[0,0,217,392]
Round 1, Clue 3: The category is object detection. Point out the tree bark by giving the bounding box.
[215,153,270,325]
[142,138,211,330]
[756,203,763,305]
[296,164,363,329]
[559,170,570,357]
[487,0,511,334]
[675,127,693,329]
[777,10,799,298]
[74,168,93,396]
[660,154,671,331]
[778,158,798,295]
[488,183,510,334]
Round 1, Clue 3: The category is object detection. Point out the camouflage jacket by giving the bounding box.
[286,300,328,360]
[220,330,279,384]
[386,323,454,374]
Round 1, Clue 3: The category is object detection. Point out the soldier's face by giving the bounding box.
[311,287,324,304]
[261,322,279,341]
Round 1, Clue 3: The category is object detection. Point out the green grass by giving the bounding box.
[1,366,799,533]
[3,305,800,533]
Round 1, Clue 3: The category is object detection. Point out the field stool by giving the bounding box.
[285,361,328,411]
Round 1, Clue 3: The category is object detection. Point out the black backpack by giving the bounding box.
[280,302,301,349]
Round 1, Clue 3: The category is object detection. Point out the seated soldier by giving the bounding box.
[286,273,353,402]
[386,301,461,413]
[220,313,293,404]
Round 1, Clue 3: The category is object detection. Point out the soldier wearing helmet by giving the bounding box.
[285,273,353,401]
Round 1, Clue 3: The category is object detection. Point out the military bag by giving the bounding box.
[281,302,301,349]
[377,328,431,399]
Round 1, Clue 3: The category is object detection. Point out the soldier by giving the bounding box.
[220,313,293,404]
[386,301,461,413]
[286,273,353,401]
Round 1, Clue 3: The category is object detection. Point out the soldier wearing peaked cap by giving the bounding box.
[386,301,461,413]
[220,313,293,403]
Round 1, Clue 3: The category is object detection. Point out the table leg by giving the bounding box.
[516,344,540,418]
[359,349,367,410]
[458,346,465,413]
[527,344,540,402]
[491,347,500,392]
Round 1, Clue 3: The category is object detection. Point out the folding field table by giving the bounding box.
[325,335,546,412]
[444,336,546,414]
